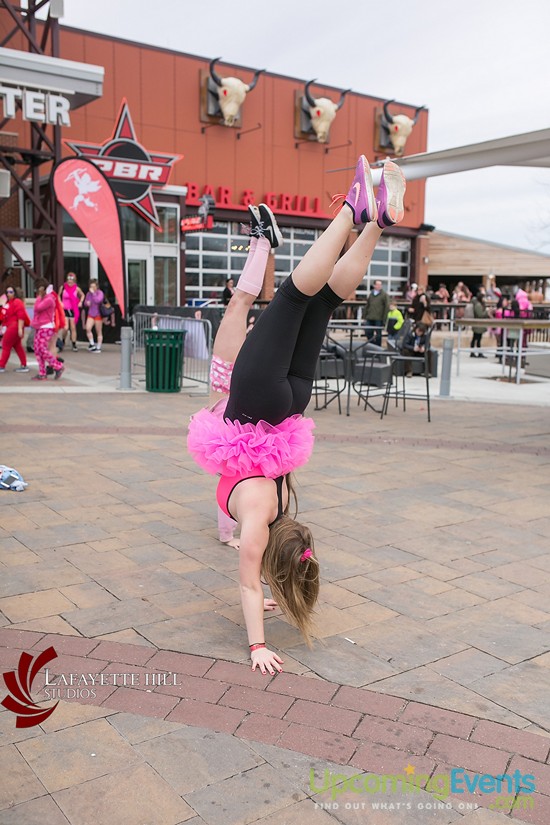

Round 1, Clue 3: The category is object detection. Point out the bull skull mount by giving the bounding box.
[295,80,350,145]
[376,99,425,157]
[205,57,265,128]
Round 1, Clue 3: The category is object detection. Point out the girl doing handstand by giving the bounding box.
[189,156,406,675]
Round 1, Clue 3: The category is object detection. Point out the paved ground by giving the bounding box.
[1,344,550,824]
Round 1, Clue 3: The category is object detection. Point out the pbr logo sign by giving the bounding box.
[65,99,182,230]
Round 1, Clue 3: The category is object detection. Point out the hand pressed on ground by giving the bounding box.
[251,647,284,675]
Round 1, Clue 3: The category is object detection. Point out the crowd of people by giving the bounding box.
[361,277,540,365]
[0,275,115,380]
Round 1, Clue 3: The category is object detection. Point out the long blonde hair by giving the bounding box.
[260,474,319,646]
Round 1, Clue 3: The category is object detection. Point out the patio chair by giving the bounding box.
[381,325,434,422]
[312,346,346,413]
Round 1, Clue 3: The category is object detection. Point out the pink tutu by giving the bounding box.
[187,402,315,478]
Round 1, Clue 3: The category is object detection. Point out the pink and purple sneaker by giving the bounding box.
[376,161,406,228]
[332,155,377,225]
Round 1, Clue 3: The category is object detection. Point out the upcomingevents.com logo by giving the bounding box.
[1,646,59,728]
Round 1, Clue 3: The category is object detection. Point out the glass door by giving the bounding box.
[127,258,150,315]
[125,242,153,314]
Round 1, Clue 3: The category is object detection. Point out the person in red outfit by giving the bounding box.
[0,287,30,373]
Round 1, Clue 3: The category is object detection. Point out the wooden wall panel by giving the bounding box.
[428,232,550,278]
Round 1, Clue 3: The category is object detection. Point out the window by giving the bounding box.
[185,221,254,300]
[154,257,178,305]
[62,252,90,294]
[184,221,411,300]
[62,208,85,238]
[354,237,411,299]
[121,207,149,242]
[273,227,320,288]
[184,221,322,300]
[156,206,178,243]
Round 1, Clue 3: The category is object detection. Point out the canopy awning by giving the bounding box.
[0,46,103,109]
[370,128,550,184]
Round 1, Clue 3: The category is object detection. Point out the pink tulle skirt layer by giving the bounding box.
[187,405,315,478]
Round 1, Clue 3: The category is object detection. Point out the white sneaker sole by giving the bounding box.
[380,162,406,224]
[259,203,284,247]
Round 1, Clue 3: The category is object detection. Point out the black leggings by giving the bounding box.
[470,331,483,349]
[224,275,343,425]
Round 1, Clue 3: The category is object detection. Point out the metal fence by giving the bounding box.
[455,319,550,384]
[132,312,212,394]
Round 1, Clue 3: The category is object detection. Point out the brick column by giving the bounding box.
[414,234,430,289]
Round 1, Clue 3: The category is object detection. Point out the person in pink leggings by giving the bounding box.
[31,280,65,381]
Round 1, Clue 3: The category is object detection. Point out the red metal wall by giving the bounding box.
[0,18,427,228]
[56,28,427,227]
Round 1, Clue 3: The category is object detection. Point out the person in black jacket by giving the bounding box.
[364,280,389,345]
[222,278,235,305]
[402,322,431,377]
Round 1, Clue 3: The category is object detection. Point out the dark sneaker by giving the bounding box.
[248,204,261,236]
[72,343,78,351]
[31,374,47,381]
[0,368,5,373]
[256,203,284,248]
[15,366,29,373]
[54,365,65,380]
[87,343,97,351]
[377,161,406,228]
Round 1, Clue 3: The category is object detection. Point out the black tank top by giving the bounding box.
[222,475,286,525]
[269,476,285,527]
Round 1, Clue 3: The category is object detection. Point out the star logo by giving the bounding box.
[404,764,416,776]
[65,99,182,230]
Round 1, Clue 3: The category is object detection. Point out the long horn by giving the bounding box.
[304,79,317,108]
[336,88,351,111]
[247,68,265,91]
[412,105,426,125]
[209,57,223,87]
[382,99,395,123]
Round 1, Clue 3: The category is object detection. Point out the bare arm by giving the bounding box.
[237,506,284,675]
[238,517,270,645]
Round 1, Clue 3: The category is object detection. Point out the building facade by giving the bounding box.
[1,18,429,311]
[427,231,550,297]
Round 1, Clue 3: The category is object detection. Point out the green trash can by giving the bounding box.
[144,328,186,393]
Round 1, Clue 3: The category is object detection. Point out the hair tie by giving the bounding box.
[300,548,312,563]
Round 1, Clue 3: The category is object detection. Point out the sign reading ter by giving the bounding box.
[0,84,71,126]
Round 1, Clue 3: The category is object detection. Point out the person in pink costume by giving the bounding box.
[0,286,29,372]
[59,272,84,352]
[31,280,65,380]
[188,158,406,676]
[514,286,533,348]
[84,279,105,352]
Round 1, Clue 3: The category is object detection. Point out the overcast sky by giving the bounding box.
[58,0,550,252]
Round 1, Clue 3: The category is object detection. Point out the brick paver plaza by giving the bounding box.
[1,353,550,824]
